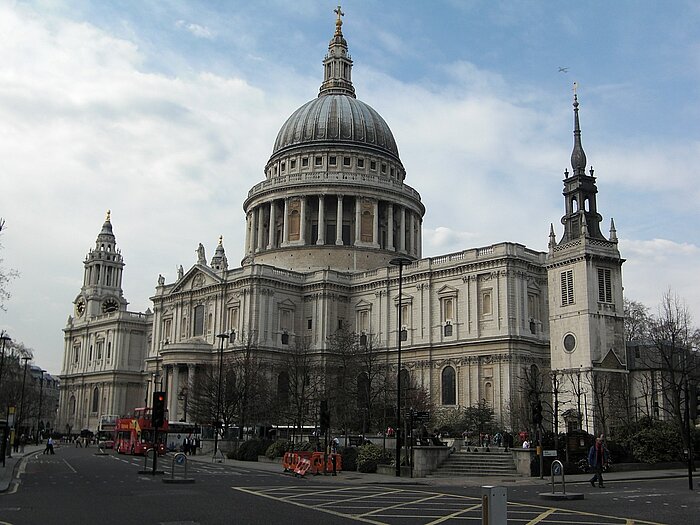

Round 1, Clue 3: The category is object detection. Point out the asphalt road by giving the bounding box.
[0,447,697,524]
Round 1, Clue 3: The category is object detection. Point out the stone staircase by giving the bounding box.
[428,447,518,478]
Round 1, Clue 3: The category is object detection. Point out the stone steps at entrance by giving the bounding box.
[428,450,518,477]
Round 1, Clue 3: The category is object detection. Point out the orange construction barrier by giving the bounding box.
[294,457,311,477]
[310,452,325,474]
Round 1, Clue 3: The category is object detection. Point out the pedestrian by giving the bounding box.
[588,437,609,488]
[331,436,340,453]
[75,435,83,448]
[522,439,530,449]
[19,434,26,453]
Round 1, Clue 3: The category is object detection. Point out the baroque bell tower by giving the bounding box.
[546,92,627,434]
[73,211,127,319]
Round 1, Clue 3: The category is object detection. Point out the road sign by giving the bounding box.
[543,449,557,457]
[412,411,430,423]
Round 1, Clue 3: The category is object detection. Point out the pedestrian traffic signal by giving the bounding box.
[152,391,166,428]
[532,400,543,426]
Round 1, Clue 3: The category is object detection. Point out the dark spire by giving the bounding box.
[319,5,356,98]
[570,90,587,176]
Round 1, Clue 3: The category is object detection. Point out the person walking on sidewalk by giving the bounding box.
[588,437,609,488]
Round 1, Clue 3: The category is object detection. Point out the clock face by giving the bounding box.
[76,298,86,317]
[102,298,119,313]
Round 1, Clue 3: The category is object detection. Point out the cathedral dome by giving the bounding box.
[272,94,400,161]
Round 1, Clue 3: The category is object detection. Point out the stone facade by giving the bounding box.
[58,13,625,436]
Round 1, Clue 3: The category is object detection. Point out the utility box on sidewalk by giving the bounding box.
[481,485,507,525]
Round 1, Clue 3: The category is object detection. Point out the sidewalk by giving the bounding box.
[0,444,45,493]
[184,451,692,488]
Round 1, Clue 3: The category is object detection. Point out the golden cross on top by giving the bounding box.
[334,5,344,31]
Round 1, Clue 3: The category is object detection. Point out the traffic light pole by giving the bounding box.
[152,426,158,476]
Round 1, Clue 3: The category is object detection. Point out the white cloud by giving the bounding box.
[175,19,215,39]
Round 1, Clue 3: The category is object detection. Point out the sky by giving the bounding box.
[1,0,699,375]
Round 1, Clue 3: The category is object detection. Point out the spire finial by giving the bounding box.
[218,235,223,246]
[570,84,587,176]
[334,5,344,35]
[105,210,111,222]
[609,218,618,242]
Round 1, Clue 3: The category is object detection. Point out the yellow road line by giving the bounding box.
[525,507,556,524]
[232,486,386,525]
[424,503,482,524]
[358,492,444,518]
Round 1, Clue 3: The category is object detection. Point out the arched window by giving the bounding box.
[277,371,290,406]
[193,305,204,336]
[289,210,300,241]
[69,395,76,415]
[441,366,456,405]
[91,387,99,413]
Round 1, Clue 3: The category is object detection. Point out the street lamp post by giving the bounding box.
[213,332,229,460]
[389,256,412,477]
[16,356,30,451]
[0,332,10,390]
[36,370,46,445]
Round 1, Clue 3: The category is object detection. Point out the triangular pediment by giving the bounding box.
[355,299,373,309]
[436,285,458,296]
[169,264,222,294]
[595,348,625,370]
[278,298,296,309]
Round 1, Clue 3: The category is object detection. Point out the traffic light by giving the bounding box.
[532,400,543,426]
[320,400,330,433]
[152,391,166,428]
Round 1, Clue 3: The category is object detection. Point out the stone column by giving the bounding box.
[399,206,406,252]
[409,212,415,256]
[336,195,344,245]
[354,197,362,245]
[256,205,265,252]
[282,198,289,247]
[300,196,307,244]
[372,199,379,247]
[316,195,325,245]
[170,365,179,421]
[417,217,422,258]
[387,203,394,251]
[267,200,276,250]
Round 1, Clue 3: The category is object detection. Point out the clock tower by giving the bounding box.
[546,94,627,435]
[73,211,127,319]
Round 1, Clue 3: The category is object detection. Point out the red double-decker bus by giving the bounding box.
[115,407,168,455]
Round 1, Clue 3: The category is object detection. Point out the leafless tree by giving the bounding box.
[0,218,20,311]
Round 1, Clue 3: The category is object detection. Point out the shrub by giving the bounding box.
[236,438,272,461]
[630,423,684,463]
[266,439,292,459]
[357,443,385,473]
[294,441,314,452]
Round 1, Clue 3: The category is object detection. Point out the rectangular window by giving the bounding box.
[290,159,297,169]
[381,163,387,173]
[281,162,285,172]
[598,268,612,303]
[357,158,364,168]
[73,346,80,363]
[315,156,323,166]
[329,156,337,166]
[280,309,292,331]
[302,157,309,167]
[96,341,103,360]
[228,307,239,333]
[343,156,351,167]
[163,319,172,341]
[561,270,574,306]
[107,341,112,360]
[307,318,312,330]
[358,310,369,333]
[370,160,377,171]
[481,291,492,316]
